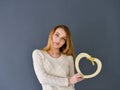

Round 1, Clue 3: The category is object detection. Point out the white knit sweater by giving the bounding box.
[32,49,75,90]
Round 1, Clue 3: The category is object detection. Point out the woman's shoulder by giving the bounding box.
[32,48,45,53]
[62,54,73,61]
[32,49,41,54]
[32,49,44,58]
[64,55,74,64]
[63,53,73,58]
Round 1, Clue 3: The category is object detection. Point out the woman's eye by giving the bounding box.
[62,38,66,41]
[55,34,59,37]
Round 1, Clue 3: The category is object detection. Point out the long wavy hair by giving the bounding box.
[43,25,75,57]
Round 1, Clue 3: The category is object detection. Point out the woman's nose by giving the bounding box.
[56,39,60,43]
[56,38,61,43]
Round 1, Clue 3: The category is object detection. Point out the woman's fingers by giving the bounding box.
[77,77,84,82]
[76,73,84,78]
[68,73,85,85]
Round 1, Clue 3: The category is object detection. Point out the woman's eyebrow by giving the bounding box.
[55,31,66,38]
[55,31,60,34]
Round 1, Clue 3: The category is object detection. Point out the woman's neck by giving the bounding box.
[48,48,61,58]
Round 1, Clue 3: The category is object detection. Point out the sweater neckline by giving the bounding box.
[44,51,63,60]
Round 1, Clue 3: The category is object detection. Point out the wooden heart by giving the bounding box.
[75,53,102,79]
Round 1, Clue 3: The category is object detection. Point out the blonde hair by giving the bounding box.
[43,25,74,57]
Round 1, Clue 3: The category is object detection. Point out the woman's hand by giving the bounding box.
[68,73,84,85]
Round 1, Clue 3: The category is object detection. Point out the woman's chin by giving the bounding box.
[53,45,60,49]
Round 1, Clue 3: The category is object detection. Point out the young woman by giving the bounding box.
[32,25,84,90]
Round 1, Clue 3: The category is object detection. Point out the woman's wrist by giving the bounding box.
[68,77,71,85]
[68,77,74,85]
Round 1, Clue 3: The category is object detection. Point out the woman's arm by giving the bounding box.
[69,56,75,77]
[68,56,84,85]
[32,49,68,86]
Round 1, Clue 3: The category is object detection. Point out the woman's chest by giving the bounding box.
[43,58,70,77]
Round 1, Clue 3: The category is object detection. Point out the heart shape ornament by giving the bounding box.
[75,53,102,79]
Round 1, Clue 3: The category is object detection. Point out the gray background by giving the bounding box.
[0,0,120,90]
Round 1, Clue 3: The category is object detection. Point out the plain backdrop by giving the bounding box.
[0,0,120,90]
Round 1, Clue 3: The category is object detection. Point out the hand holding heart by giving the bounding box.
[75,53,102,79]
[68,52,102,85]
[68,73,84,85]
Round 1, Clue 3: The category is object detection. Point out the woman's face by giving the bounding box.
[52,28,67,49]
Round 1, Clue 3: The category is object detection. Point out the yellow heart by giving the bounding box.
[75,53,102,79]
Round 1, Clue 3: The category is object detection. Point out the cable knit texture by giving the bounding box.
[32,49,75,90]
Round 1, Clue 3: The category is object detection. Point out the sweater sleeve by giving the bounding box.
[68,56,75,77]
[69,56,75,87]
[32,49,68,86]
